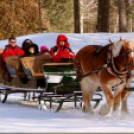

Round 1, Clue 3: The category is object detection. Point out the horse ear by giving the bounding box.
[127,41,134,46]
[108,38,113,44]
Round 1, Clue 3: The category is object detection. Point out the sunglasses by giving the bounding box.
[11,41,16,44]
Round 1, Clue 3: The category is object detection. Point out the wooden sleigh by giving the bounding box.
[0,53,52,103]
[0,49,102,112]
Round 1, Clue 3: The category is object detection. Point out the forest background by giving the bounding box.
[0,0,133,40]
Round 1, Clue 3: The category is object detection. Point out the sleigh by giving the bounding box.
[0,52,52,103]
[38,63,102,112]
[0,49,102,112]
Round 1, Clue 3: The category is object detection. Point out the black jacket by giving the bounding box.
[23,43,39,57]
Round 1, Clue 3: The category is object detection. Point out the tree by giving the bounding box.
[97,0,110,32]
[126,0,133,32]
[0,0,49,40]
[118,0,127,32]
[80,0,98,33]
[43,0,74,33]
[74,0,80,33]
[38,0,43,33]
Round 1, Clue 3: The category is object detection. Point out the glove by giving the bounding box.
[61,58,74,63]
[53,46,59,55]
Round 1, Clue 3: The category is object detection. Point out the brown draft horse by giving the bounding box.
[74,40,134,116]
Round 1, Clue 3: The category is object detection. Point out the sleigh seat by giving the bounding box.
[5,56,25,77]
[20,55,52,78]
[0,49,5,83]
[0,55,52,103]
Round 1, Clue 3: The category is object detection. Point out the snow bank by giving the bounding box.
[1,32,134,53]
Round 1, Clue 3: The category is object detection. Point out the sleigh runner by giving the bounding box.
[38,63,102,112]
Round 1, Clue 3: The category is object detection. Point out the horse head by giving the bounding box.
[111,40,134,72]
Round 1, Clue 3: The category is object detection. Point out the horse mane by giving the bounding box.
[112,40,125,57]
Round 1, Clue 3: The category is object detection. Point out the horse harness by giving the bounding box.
[75,43,134,87]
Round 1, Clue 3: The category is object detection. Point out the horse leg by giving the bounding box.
[113,84,125,112]
[121,90,129,114]
[99,83,114,116]
[81,77,97,114]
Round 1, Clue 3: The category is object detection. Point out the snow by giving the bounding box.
[1,32,134,133]
[1,32,134,53]
[0,94,134,133]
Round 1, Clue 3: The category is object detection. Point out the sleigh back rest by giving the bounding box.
[0,49,4,71]
[43,63,80,94]
[20,55,52,78]
[5,56,25,77]
[43,63,76,77]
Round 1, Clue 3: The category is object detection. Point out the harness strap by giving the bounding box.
[73,43,133,88]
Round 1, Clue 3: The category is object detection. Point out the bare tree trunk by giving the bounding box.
[118,0,127,32]
[38,0,43,33]
[74,0,81,33]
[97,0,109,32]
[126,0,132,32]
[114,14,119,33]
[81,13,83,33]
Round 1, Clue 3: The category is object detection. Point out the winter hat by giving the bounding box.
[21,39,34,51]
[40,46,50,54]
[56,34,70,47]
[56,34,68,44]
[26,43,39,53]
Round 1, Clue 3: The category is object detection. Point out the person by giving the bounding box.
[2,37,25,62]
[50,34,75,62]
[2,36,25,81]
[23,43,39,57]
[40,46,50,56]
[21,39,34,51]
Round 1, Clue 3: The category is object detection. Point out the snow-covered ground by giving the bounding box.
[0,93,134,133]
[1,33,134,133]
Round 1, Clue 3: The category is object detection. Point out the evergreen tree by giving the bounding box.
[42,0,74,33]
[97,0,110,32]
[74,0,80,33]
[118,0,127,32]
[0,0,49,40]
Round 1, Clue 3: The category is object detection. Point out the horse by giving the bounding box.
[74,40,134,116]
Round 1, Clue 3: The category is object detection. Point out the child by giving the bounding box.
[40,46,50,56]
[23,43,39,57]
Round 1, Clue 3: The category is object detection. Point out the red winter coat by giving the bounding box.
[2,44,25,62]
[50,35,75,62]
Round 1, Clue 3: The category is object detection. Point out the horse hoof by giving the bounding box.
[99,103,111,116]
[38,104,41,110]
[89,108,94,114]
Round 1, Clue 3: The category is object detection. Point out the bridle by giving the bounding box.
[52,41,134,89]
[115,46,134,71]
[74,42,134,87]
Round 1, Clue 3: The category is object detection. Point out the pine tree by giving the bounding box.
[74,0,80,33]
[0,0,49,40]
[42,0,74,33]
[126,0,134,32]
[118,0,127,32]
[97,0,110,32]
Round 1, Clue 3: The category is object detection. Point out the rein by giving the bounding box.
[75,43,134,87]
[53,43,134,89]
